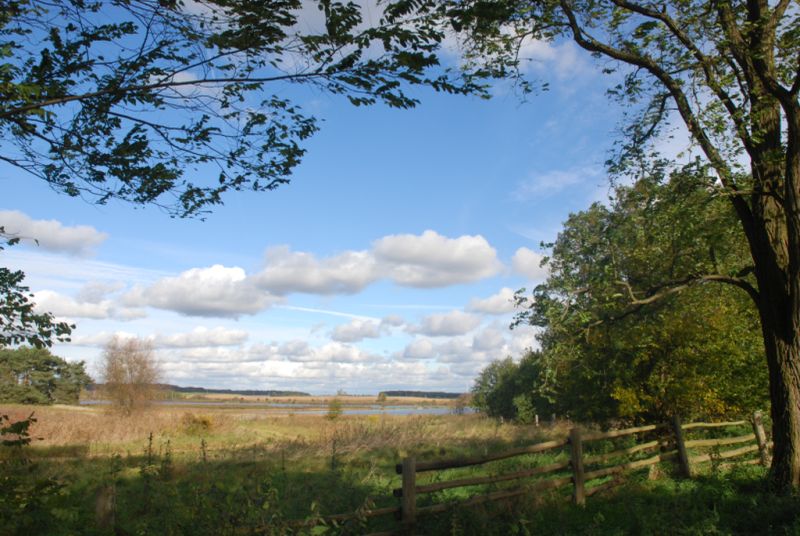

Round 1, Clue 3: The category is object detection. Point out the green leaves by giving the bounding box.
[0,0,484,217]
[0,347,91,404]
[509,166,766,423]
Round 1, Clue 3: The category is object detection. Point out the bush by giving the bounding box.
[182,414,214,434]
[326,398,343,421]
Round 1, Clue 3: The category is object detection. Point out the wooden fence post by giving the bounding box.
[672,415,692,478]
[401,457,416,532]
[752,411,770,467]
[569,427,585,506]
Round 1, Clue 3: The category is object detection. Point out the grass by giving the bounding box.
[1,403,799,535]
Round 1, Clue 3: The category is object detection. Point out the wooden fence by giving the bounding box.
[291,412,771,535]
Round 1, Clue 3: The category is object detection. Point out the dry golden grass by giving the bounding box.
[172,393,453,406]
[0,403,559,464]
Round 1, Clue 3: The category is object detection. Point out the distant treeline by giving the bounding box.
[379,390,463,399]
[87,384,310,397]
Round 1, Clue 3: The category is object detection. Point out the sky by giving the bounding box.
[0,11,647,394]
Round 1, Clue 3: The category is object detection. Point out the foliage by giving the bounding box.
[474,169,767,423]
[0,0,484,218]
[519,167,768,422]
[0,346,91,404]
[0,230,72,348]
[0,414,66,535]
[326,397,343,421]
[7,407,799,535]
[471,352,553,422]
[99,336,160,414]
[438,0,800,488]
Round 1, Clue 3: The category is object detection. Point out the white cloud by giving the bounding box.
[70,331,137,347]
[155,327,249,348]
[254,246,378,295]
[374,230,502,287]
[512,247,548,281]
[514,166,601,200]
[76,281,124,303]
[33,288,145,321]
[277,340,311,357]
[33,290,113,319]
[330,319,382,342]
[467,287,517,315]
[401,338,436,360]
[282,341,377,364]
[516,38,591,80]
[125,264,281,317]
[0,210,107,256]
[472,325,507,352]
[380,315,406,327]
[410,309,481,336]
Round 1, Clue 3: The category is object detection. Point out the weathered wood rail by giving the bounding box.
[278,412,771,535]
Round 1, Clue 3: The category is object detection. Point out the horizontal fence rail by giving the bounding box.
[400,438,569,473]
[270,411,772,534]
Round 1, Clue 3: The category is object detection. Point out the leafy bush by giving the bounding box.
[0,414,67,535]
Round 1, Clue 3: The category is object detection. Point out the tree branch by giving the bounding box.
[559,0,757,250]
[610,0,755,156]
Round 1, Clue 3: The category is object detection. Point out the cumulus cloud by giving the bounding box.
[467,287,517,315]
[125,264,281,317]
[76,281,124,303]
[512,248,548,281]
[70,331,137,347]
[409,309,481,336]
[401,338,436,360]
[33,288,144,321]
[33,290,113,319]
[108,230,504,320]
[330,319,382,342]
[254,246,378,295]
[280,341,377,364]
[0,210,107,256]
[380,315,406,327]
[155,327,249,348]
[472,325,507,352]
[374,230,502,287]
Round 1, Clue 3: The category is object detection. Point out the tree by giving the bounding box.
[1,230,73,348]
[474,168,768,426]
[0,346,91,404]
[1,0,480,218]
[99,336,160,414]
[1,0,483,349]
[326,396,343,420]
[471,352,553,422]
[438,0,800,490]
[516,166,768,423]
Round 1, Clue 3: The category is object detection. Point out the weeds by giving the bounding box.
[2,407,798,535]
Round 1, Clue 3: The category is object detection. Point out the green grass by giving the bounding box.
[2,407,798,535]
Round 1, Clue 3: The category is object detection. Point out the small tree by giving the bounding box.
[326,398,343,421]
[100,337,160,414]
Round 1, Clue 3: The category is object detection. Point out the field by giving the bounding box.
[2,403,800,535]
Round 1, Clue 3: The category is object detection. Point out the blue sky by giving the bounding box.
[1,24,641,394]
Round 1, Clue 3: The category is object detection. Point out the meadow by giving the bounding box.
[2,402,799,535]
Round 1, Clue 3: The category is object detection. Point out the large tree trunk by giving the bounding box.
[757,279,800,490]
[762,324,800,489]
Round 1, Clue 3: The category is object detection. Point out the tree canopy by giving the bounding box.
[473,167,767,424]
[0,346,91,404]
[0,230,73,348]
[0,0,481,218]
[0,0,485,349]
[439,0,800,489]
